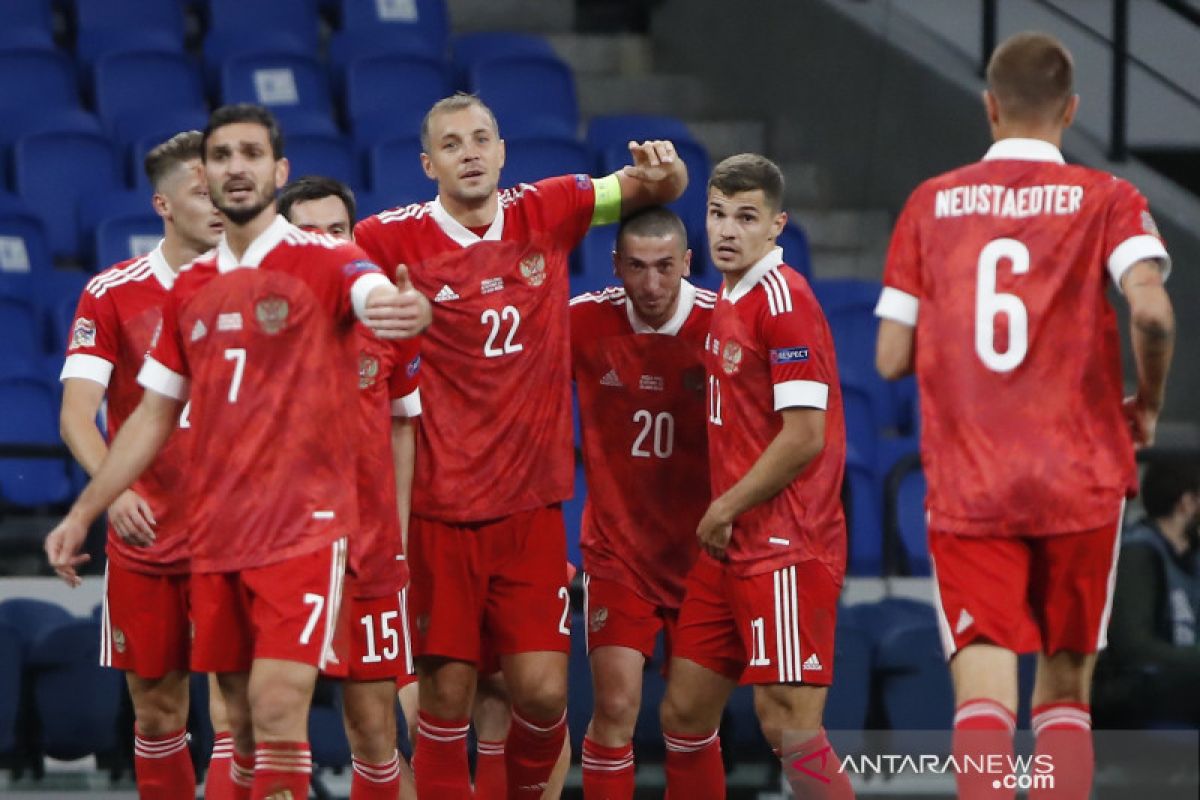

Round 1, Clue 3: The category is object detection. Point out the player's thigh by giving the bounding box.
[660,656,736,734]
[929,530,1039,656]
[583,573,663,658]
[949,643,1020,711]
[407,516,487,664]
[208,673,230,733]
[670,555,745,686]
[247,657,319,738]
[101,563,190,679]
[416,656,478,720]
[589,645,647,725]
[486,506,572,658]
[753,683,828,745]
[500,649,569,719]
[124,669,190,733]
[1029,517,1123,657]
[243,538,348,669]
[342,678,399,759]
[1032,649,1096,707]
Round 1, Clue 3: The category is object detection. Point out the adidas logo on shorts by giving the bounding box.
[600,369,622,387]
[434,284,460,302]
[802,653,822,671]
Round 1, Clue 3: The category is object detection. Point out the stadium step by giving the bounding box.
[686,119,767,161]
[805,247,888,281]
[576,73,710,118]
[447,0,575,33]
[778,159,827,207]
[547,33,653,77]
[791,207,893,252]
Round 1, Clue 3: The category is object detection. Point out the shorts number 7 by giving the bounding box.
[300,592,325,645]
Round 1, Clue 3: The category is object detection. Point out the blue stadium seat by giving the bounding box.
[841,379,879,464]
[824,608,872,754]
[469,54,579,140]
[355,188,422,219]
[30,619,125,760]
[0,201,52,274]
[287,134,360,190]
[340,0,449,53]
[93,50,207,134]
[0,599,73,655]
[891,375,920,436]
[0,26,55,54]
[0,623,22,758]
[308,681,351,768]
[121,109,212,187]
[79,189,154,262]
[345,54,451,148]
[451,32,556,89]
[221,53,333,116]
[844,449,883,576]
[76,28,183,76]
[0,372,74,506]
[563,460,586,568]
[810,277,882,313]
[0,296,40,359]
[777,219,812,280]
[73,0,186,41]
[501,137,590,188]
[0,49,79,115]
[31,269,91,354]
[892,463,929,576]
[571,225,616,288]
[584,114,693,157]
[201,29,312,94]
[13,130,122,261]
[329,27,443,85]
[272,108,341,139]
[94,215,162,268]
[871,600,953,736]
[368,137,433,201]
[8,0,54,40]
[207,0,320,51]
[598,138,711,253]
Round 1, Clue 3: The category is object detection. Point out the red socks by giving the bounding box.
[412,711,472,798]
[1030,702,1093,800]
[506,709,568,799]
[664,729,725,798]
[251,741,311,800]
[203,732,236,799]
[474,738,507,799]
[780,728,854,799]
[582,737,635,799]
[351,750,403,799]
[133,726,195,799]
[953,699,1017,800]
[229,748,254,800]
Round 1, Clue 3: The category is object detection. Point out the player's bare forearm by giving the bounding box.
[66,391,180,527]
[876,319,915,380]
[615,140,689,213]
[1123,261,1174,410]
[391,417,416,548]
[60,378,110,477]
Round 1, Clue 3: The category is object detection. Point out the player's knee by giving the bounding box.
[511,680,567,722]
[129,678,189,735]
[344,713,397,762]
[250,680,311,738]
[660,688,702,734]
[594,685,641,732]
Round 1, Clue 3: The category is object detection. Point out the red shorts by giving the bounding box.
[190,538,348,673]
[929,513,1123,657]
[100,562,189,679]
[583,573,677,660]
[339,587,416,685]
[407,505,571,665]
[673,555,839,686]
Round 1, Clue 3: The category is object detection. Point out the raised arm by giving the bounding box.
[1121,259,1175,446]
[613,140,689,216]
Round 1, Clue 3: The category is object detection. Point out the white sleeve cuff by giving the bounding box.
[391,389,422,418]
[774,380,828,410]
[874,286,919,326]
[137,357,189,401]
[1107,234,1171,289]
[350,273,394,321]
[60,354,113,387]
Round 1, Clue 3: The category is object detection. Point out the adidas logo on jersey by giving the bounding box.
[802,653,822,671]
[955,609,974,635]
[600,369,622,387]
[191,319,208,342]
[434,284,459,302]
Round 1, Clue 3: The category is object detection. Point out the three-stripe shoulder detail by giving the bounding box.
[760,268,793,316]
[85,257,154,298]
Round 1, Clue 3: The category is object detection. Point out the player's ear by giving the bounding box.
[420,152,436,181]
[771,209,788,241]
[274,157,290,190]
[497,137,506,171]
[151,191,170,221]
[1061,94,1080,129]
[983,89,1001,127]
[682,248,692,278]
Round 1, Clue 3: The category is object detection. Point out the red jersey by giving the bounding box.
[876,138,1171,536]
[570,281,715,609]
[138,215,394,572]
[705,249,847,579]
[351,327,421,599]
[60,243,191,575]
[354,176,595,523]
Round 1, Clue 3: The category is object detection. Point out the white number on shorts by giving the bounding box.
[224,347,247,402]
[631,410,675,459]
[708,375,723,426]
[975,238,1030,372]
[360,610,401,664]
[299,592,324,646]
[557,586,571,635]
[481,306,524,358]
[749,616,771,666]
[178,401,192,429]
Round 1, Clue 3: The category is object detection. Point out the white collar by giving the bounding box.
[430,195,504,248]
[147,240,176,290]
[626,280,697,336]
[721,246,785,304]
[983,138,1066,164]
[216,215,293,273]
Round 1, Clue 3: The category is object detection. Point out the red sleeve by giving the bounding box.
[761,285,836,412]
[1102,178,1170,287]
[327,241,389,323]
[388,340,420,400]
[65,285,118,362]
[876,188,924,326]
[353,215,388,271]
[530,174,596,251]
[148,288,188,377]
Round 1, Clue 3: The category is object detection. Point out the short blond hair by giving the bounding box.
[144,130,203,189]
[420,92,500,151]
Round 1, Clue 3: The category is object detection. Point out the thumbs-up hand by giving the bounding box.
[364,263,432,339]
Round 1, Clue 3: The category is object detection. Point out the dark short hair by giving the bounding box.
[708,153,785,213]
[616,206,688,254]
[420,92,500,152]
[143,130,203,190]
[278,175,357,224]
[1142,460,1200,519]
[201,104,284,162]
[986,32,1074,124]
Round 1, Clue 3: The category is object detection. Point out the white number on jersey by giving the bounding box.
[631,410,675,459]
[708,375,723,426]
[481,306,524,358]
[223,347,247,402]
[975,238,1030,372]
[748,616,771,666]
[359,610,402,664]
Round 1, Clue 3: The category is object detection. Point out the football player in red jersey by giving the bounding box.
[658,155,852,800]
[45,104,427,800]
[354,92,688,799]
[279,175,420,800]
[569,206,714,797]
[875,32,1175,800]
[57,131,224,800]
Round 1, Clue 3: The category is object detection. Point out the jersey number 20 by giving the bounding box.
[976,238,1029,372]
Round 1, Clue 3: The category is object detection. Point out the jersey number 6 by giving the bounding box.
[976,238,1030,373]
